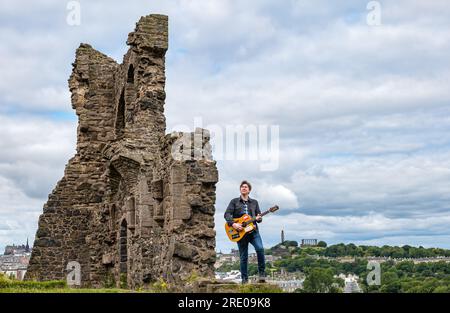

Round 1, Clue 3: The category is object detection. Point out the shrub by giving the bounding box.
[0,278,66,289]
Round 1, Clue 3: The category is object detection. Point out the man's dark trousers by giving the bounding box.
[237,230,265,283]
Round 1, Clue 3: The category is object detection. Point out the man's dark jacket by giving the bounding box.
[224,196,262,228]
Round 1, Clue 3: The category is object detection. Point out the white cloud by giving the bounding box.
[0,176,42,214]
[252,183,299,210]
[0,176,41,253]
[289,151,450,217]
[0,114,76,198]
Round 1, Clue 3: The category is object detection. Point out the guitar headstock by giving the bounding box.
[269,205,279,213]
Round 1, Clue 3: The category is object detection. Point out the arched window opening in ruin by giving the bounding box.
[119,219,127,274]
[109,166,121,195]
[127,64,134,83]
[128,197,136,228]
[110,204,116,231]
[115,89,125,137]
[125,64,136,110]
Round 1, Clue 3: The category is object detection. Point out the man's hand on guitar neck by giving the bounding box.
[256,214,262,222]
[232,223,243,231]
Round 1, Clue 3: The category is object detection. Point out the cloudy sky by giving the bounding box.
[1,0,449,254]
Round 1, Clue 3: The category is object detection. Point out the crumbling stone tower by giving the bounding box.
[26,14,218,289]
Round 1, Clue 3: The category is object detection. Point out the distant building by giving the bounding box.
[337,273,362,293]
[261,270,304,292]
[230,249,239,257]
[267,278,303,292]
[215,270,241,283]
[0,240,31,280]
[265,255,282,263]
[281,230,285,244]
[214,250,240,268]
[0,255,29,280]
[300,239,317,247]
[4,238,31,255]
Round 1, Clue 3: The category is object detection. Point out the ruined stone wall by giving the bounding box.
[26,14,218,289]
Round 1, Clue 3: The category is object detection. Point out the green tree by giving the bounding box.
[303,268,343,293]
[392,247,405,258]
[396,261,414,273]
[382,271,399,285]
[317,241,327,248]
[284,240,298,247]
[380,281,401,293]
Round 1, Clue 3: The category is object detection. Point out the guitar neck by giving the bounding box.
[260,209,272,217]
[248,209,272,223]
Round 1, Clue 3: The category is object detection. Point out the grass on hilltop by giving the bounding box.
[0,273,153,293]
[0,272,282,293]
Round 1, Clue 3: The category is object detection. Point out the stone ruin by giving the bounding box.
[25,14,218,289]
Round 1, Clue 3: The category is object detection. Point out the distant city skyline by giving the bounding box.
[3,235,450,257]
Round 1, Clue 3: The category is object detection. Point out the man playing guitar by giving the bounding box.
[224,180,266,284]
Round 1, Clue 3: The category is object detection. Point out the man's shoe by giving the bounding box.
[241,280,249,285]
[258,276,266,283]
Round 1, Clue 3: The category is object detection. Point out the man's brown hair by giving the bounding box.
[240,180,252,191]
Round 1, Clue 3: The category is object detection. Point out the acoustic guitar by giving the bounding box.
[225,205,279,242]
